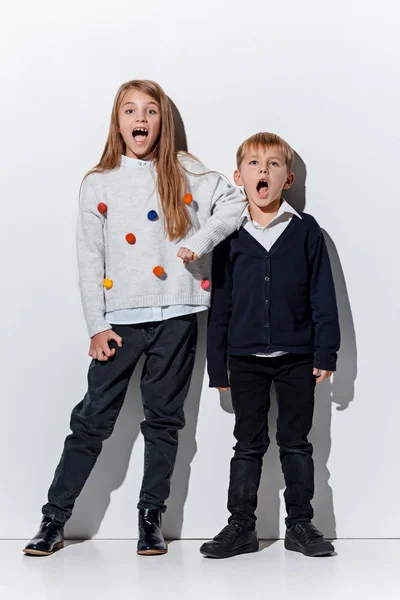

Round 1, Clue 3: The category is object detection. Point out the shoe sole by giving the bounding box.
[23,541,64,556]
[284,539,335,557]
[200,539,259,559]
[137,548,168,556]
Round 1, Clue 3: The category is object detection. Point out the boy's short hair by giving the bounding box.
[236,132,294,172]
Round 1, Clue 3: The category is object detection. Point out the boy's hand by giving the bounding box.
[89,330,123,361]
[216,387,230,391]
[177,247,199,265]
[313,368,333,384]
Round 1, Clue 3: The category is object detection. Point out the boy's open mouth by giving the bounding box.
[132,127,149,143]
[256,179,269,199]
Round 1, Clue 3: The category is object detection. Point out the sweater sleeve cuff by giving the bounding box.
[184,221,227,258]
[313,350,337,372]
[208,363,230,388]
[87,317,112,339]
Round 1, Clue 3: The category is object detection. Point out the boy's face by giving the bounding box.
[234,146,294,208]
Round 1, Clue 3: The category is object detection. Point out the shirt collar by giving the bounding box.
[237,199,302,230]
[121,154,151,168]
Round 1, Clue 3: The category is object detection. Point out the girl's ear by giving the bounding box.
[283,172,295,189]
[234,169,243,186]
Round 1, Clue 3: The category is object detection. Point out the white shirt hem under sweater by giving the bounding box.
[77,153,246,337]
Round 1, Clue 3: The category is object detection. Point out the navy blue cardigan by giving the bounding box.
[207,213,340,387]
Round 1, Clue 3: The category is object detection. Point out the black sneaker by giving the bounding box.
[200,522,259,559]
[285,522,335,557]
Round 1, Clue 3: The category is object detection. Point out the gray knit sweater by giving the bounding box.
[77,153,246,337]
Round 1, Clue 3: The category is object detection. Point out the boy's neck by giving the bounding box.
[248,197,283,227]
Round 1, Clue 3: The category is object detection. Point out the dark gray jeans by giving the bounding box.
[42,315,198,523]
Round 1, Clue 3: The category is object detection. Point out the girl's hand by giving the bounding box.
[89,330,123,361]
[313,368,333,384]
[177,247,199,265]
[216,387,230,391]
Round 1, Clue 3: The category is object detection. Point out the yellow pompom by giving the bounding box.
[103,278,113,290]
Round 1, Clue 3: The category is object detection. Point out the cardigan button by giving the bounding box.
[265,322,270,328]
[265,276,270,281]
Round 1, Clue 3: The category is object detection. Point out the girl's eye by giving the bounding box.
[126,109,134,114]
[148,109,157,115]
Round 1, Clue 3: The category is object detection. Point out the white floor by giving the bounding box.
[1,540,398,600]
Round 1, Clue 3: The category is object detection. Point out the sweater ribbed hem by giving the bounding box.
[105,293,211,312]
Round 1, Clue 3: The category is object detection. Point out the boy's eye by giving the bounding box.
[250,160,258,165]
[270,161,279,166]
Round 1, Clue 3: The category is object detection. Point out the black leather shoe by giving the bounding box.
[137,508,167,555]
[200,522,259,559]
[23,516,65,556]
[285,522,335,557]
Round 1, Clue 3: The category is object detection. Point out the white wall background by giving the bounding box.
[1,0,399,539]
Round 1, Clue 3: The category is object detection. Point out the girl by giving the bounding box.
[23,80,246,557]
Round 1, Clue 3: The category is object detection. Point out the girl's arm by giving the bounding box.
[182,174,246,258]
[76,178,112,338]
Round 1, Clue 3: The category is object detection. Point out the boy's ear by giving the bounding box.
[234,169,242,186]
[283,172,295,189]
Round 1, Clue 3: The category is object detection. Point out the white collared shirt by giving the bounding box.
[238,199,302,357]
[238,199,302,252]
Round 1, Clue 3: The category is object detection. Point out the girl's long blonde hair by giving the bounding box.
[86,79,192,241]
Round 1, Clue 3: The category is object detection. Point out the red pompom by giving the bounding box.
[125,233,136,245]
[97,203,107,215]
[183,194,193,205]
[201,279,211,290]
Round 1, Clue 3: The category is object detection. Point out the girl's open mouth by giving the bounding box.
[132,128,149,144]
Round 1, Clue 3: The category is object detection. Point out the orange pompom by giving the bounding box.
[125,233,136,245]
[201,279,211,290]
[183,193,193,205]
[103,278,113,290]
[153,266,165,277]
[98,203,107,214]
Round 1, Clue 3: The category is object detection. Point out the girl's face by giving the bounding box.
[118,89,161,160]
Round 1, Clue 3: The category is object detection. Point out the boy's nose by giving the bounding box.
[260,167,268,174]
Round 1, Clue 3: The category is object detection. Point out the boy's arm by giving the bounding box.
[309,230,341,372]
[207,237,233,388]
[184,175,246,258]
[76,178,112,338]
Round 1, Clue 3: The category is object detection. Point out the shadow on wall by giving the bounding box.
[66,100,204,540]
[220,150,357,540]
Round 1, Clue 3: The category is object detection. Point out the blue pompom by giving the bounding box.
[147,210,158,221]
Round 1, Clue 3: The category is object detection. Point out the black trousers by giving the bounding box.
[227,353,316,528]
[42,315,198,523]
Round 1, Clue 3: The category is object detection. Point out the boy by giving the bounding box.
[200,133,340,558]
